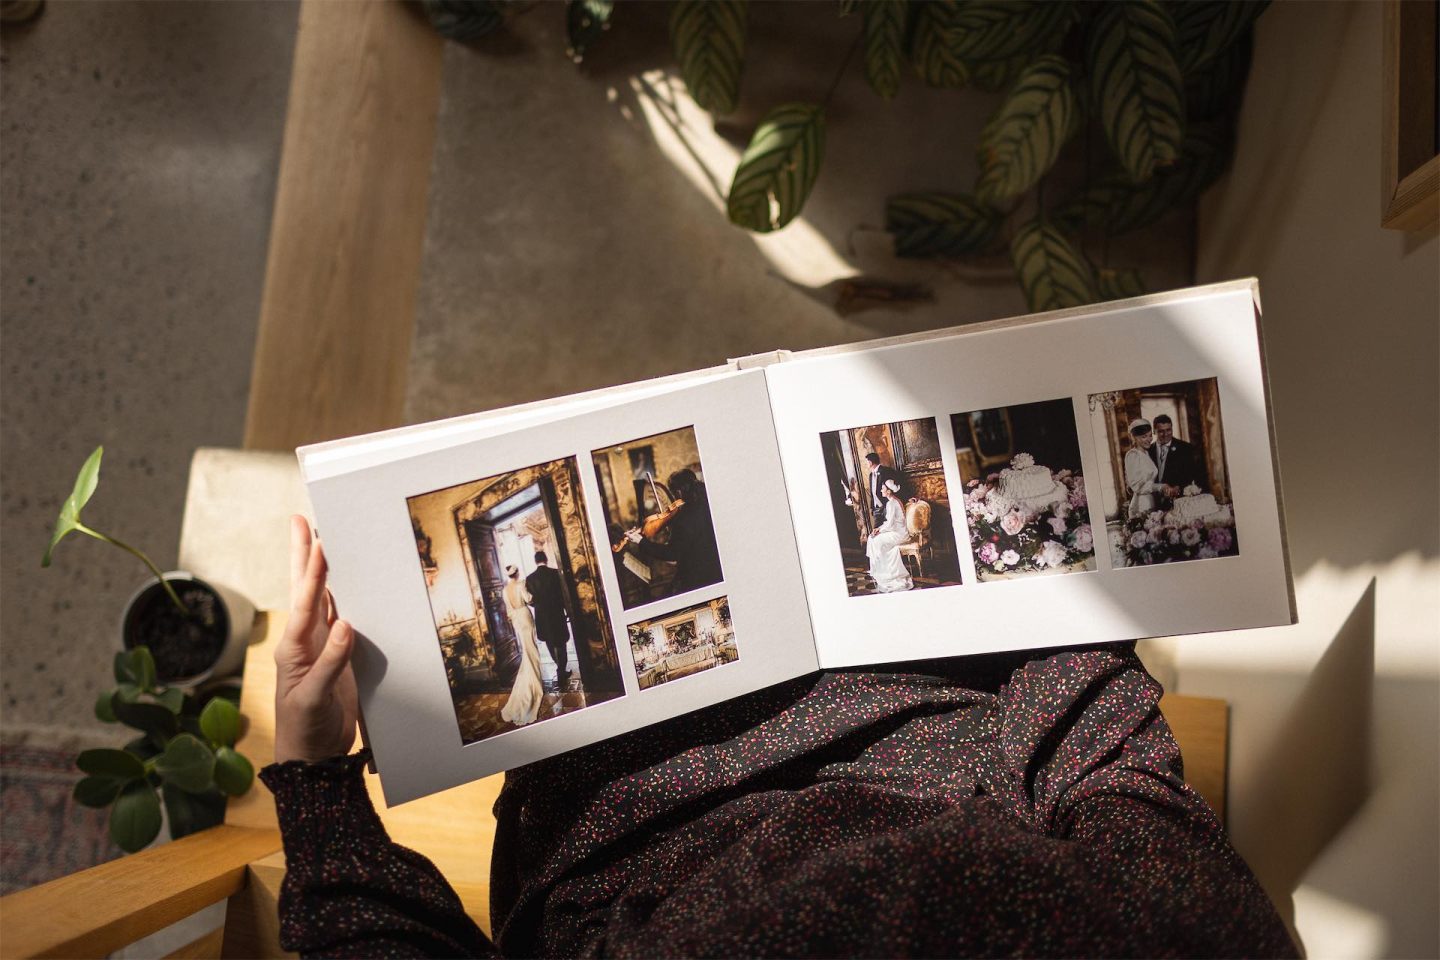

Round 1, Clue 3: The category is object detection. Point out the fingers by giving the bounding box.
[300,620,354,699]
[288,515,311,597]
[290,534,328,623]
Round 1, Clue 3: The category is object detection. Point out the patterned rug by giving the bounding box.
[0,742,119,894]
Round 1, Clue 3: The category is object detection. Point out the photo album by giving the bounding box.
[299,279,1295,805]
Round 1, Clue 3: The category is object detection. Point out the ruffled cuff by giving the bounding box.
[259,749,388,857]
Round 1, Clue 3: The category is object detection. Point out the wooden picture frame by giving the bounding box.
[1382,0,1439,230]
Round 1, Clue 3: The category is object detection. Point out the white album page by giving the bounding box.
[764,282,1294,668]
[302,368,817,805]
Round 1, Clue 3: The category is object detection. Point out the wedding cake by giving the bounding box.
[1168,484,1223,524]
[985,453,1067,514]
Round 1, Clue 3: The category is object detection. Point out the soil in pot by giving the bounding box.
[124,580,229,683]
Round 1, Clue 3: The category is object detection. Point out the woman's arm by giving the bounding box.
[1124,449,1160,495]
[267,517,496,958]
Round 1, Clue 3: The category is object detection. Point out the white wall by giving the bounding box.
[1185,3,1438,957]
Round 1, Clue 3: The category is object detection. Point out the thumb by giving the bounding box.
[301,620,354,696]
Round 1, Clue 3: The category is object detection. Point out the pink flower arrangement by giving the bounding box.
[1000,511,1026,536]
[977,542,999,564]
[1072,524,1093,553]
[1208,527,1233,552]
[1000,549,1020,566]
[1035,540,1068,568]
[1068,477,1087,508]
[1047,516,1068,537]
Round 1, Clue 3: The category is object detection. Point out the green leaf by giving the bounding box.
[908,1,969,88]
[115,683,141,704]
[1010,220,1097,311]
[42,446,102,567]
[214,747,255,797]
[155,734,216,794]
[885,192,1004,257]
[941,0,1074,61]
[1088,0,1185,183]
[199,697,241,748]
[565,0,612,61]
[1053,122,1231,234]
[839,0,860,16]
[112,697,179,739]
[975,55,1078,204]
[156,686,185,715]
[110,781,162,852]
[1097,267,1146,301]
[125,734,165,762]
[95,690,117,723]
[1172,0,1267,74]
[113,648,156,692]
[77,747,146,781]
[670,0,748,116]
[74,775,124,808]
[862,1,907,100]
[727,103,826,233]
[1185,26,1251,121]
[162,783,226,840]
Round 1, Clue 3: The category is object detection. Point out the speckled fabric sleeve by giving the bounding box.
[259,751,497,958]
[264,644,1295,958]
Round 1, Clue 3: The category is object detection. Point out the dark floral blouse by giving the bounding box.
[260,643,1296,958]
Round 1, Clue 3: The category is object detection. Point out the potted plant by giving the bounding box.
[75,647,255,851]
[43,446,253,684]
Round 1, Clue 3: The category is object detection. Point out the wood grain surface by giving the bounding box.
[243,0,444,451]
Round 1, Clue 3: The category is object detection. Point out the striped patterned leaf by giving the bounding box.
[566,0,613,61]
[1087,0,1185,183]
[975,55,1077,204]
[1053,122,1230,235]
[727,104,826,233]
[670,0,748,116]
[1010,220,1096,310]
[1172,0,1267,73]
[1097,267,1146,301]
[909,1,969,88]
[885,192,1004,257]
[1185,26,1251,121]
[945,1,1075,62]
[863,1,908,99]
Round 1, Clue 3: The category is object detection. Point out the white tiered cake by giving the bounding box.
[1167,484,1225,524]
[985,453,1067,514]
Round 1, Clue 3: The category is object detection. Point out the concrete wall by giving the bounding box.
[1182,3,1439,957]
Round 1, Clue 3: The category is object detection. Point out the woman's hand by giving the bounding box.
[273,515,360,764]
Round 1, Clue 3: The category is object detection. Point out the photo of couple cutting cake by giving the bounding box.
[1088,377,1240,567]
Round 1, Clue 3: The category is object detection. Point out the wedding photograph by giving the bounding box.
[407,456,626,745]
[819,417,963,597]
[1087,378,1240,568]
[952,398,1097,581]
[592,426,724,609]
[627,596,739,690]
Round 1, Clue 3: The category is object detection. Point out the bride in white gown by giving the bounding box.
[499,564,543,726]
[866,479,914,593]
[1124,418,1167,520]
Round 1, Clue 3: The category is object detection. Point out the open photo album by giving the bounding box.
[299,279,1295,804]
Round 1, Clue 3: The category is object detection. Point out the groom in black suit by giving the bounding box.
[864,452,904,527]
[525,551,571,684]
[1150,415,1206,499]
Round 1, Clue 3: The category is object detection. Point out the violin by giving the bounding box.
[612,473,686,553]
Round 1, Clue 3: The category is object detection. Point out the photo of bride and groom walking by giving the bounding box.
[407,455,625,746]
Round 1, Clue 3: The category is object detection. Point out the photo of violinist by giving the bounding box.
[591,426,724,610]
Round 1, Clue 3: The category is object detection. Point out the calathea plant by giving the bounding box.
[420,0,1265,312]
[75,647,255,852]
